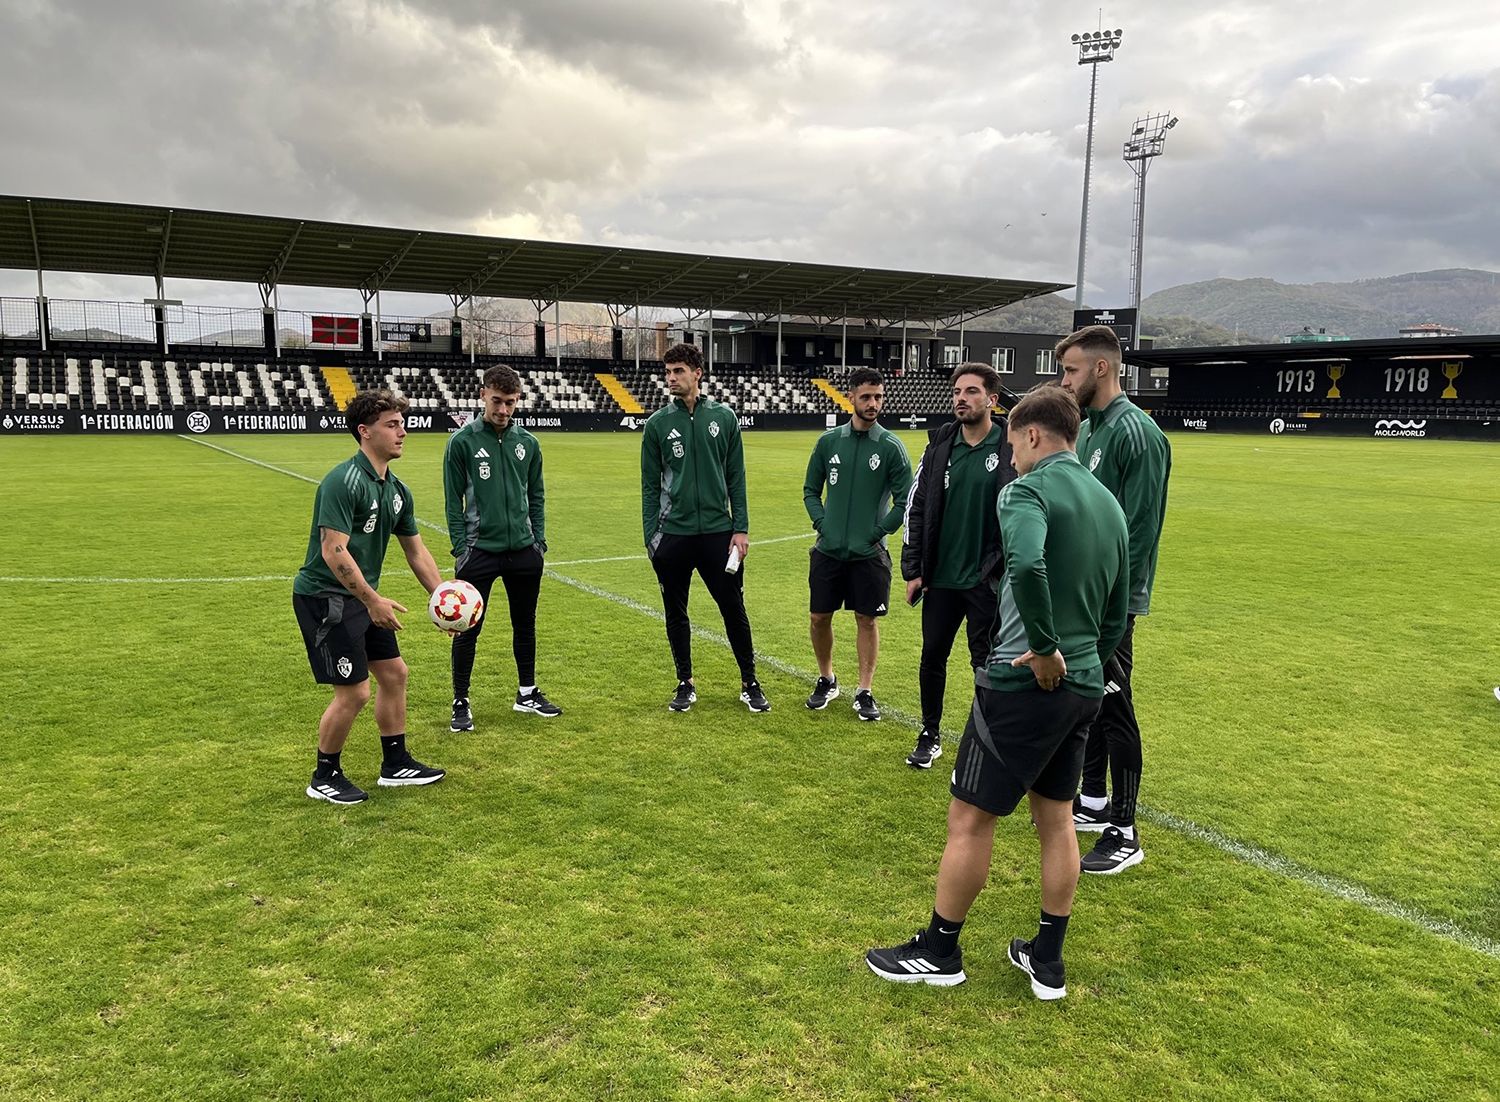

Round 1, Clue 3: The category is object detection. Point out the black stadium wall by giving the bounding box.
[0,409,848,435]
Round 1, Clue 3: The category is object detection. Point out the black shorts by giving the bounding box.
[949,684,1102,816]
[293,593,400,685]
[808,547,892,617]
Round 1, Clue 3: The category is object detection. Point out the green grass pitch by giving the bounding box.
[2,429,1498,1100]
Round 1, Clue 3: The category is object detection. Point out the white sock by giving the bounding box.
[519,685,536,695]
[1080,793,1108,811]
[1114,824,1136,840]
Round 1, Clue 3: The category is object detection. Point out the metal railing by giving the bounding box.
[0,297,41,339]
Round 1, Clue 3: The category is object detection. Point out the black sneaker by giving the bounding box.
[450,697,474,733]
[377,756,446,787]
[1072,793,1111,832]
[306,771,368,805]
[740,679,771,713]
[514,688,562,717]
[805,675,840,710]
[906,729,942,769]
[866,930,966,986]
[852,689,881,722]
[1008,938,1066,1001]
[1080,825,1144,874]
[669,681,697,712]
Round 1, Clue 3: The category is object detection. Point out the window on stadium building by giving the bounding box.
[1035,349,1056,375]
[805,341,816,357]
[992,347,1015,373]
[863,342,874,360]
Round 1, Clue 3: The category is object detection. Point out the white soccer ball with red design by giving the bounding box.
[428,580,484,635]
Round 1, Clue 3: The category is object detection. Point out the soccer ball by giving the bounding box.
[428,580,484,635]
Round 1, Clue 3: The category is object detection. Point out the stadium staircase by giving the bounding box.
[812,378,853,413]
[320,366,358,411]
[596,372,643,414]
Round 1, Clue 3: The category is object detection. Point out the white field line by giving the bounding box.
[0,575,294,584]
[190,433,1500,962]
[550,531,813,567]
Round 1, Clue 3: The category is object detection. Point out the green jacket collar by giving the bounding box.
[1031,449,1080,473]
[351,449,386,483]
[839,420,887,441]
[1088,392,1134,427]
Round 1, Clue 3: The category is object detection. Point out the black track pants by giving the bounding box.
[1080,615,1143,827]
[918,583,997,733]
[452,546,544,699]
[649,530,756,683]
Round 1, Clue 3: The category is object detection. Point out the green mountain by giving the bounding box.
[1140,269,1500,341]
[972,269,1500,346]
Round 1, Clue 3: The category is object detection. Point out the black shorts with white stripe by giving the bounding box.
[950,685,1100,816]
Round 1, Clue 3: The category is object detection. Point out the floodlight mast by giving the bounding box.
[1071,27,1123,312]
[1123,112,1178,333]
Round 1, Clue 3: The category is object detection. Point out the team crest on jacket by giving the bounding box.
[393,493,403,514]
[363,512,378,533]
[515,443,526,460]
[479,461,491,480]
[829,468,839,486]
[985,453,1000,472]
[709,421,720,437]
[1089,448,1102,471]
[868,454,881,471]
[672,441,685,458]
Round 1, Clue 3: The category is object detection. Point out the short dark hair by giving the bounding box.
[949,361,1002,396]
[1055,324,1122,367]
[1008,383,1081,444]
[345,388,409,441]
[663,343,704,373]
[848,367,884,391]
[482,364,522,394]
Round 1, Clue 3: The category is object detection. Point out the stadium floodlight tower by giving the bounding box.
[1070,26,1124,312]
[1123,112,1178,324]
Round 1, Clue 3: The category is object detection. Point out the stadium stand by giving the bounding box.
[4,351,328,411]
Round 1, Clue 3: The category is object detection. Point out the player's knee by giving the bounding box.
[336,681,372,710]
[854,613,877,629]
[810,611,834,628]
[372,659,409,691]
[947,797,997,837]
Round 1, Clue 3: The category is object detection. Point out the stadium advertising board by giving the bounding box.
[1167,358,1500,403]
[1152,413,1500,441]
[378,321,433,343]
[0,410,837,434]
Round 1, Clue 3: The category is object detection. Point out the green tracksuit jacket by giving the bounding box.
[803,421,914,561]
[979,450,1130,697]
[1075,393,1170,616]
[443,418,545,558]
[641,397,747,548]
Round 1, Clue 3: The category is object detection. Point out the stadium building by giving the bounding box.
[0,195,1069,435]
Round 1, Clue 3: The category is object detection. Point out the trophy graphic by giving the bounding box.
[1325,364,1345,399]
[1441,362,1463,399]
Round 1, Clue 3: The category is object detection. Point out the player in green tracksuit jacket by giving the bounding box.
[801,368,913,720]
[867,385,1128,1000]
[442,364,560,733]
[1059,323,1171,875]
[639,343,767,714]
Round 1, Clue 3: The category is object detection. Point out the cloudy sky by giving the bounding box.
[2,0,1497,314]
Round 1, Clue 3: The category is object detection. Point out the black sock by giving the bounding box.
[926,910,964,957]
[314,750,341,778]
[1034,909,1070,962]
[380,734,407,763]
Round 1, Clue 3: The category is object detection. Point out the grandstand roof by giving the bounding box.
[0,195,1068,323]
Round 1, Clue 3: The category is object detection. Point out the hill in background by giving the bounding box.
[972,268,1500,347]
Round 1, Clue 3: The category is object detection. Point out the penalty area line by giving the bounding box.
[194,431,1500,962]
